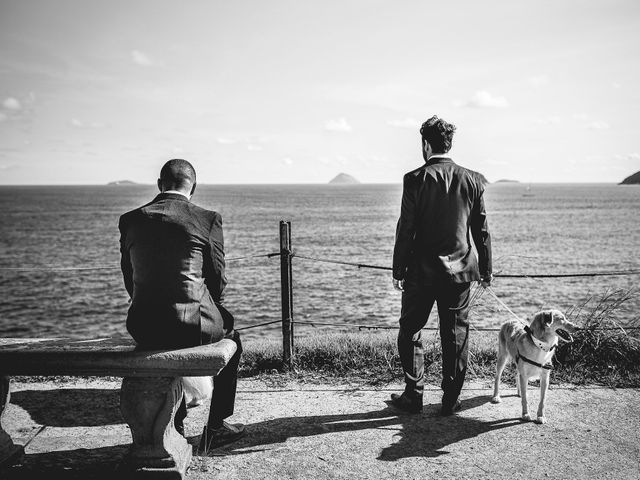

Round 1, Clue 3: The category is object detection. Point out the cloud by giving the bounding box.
[455,90,509,109]
[247,144,263,152]
[572,113,589,121]
[528,75,550,87]
[281,157,294,166]
[0,112,7,122]
[131,50,155,67]
[216,137,238,145]
[588,121,610,130]
[324,118,352,132]
[533,116,561,125]
[387,118,418,129]
[612,82,622,89]
[2,97,21,110]
[69,118,106,129]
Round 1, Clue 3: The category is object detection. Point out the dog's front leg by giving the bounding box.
[536,370,550,424]
[519,372,531,421]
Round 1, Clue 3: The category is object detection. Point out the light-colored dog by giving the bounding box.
[491,309,576,424]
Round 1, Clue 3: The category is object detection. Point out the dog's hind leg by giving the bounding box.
[519,371,531,421]
[536,370,550,424]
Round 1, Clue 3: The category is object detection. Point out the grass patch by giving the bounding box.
[240,289,640,387]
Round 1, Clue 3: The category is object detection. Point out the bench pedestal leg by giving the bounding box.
[119,376,191,479]
[0,376,24,468]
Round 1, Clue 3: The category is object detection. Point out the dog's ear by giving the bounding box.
[542,311,553,326]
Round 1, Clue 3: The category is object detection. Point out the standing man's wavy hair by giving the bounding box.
[420,116,456,153]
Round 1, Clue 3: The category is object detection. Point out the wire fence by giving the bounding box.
[2,248,639,336]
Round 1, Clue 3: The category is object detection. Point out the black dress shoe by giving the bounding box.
[440,399,462,416]
[390,393,423,413]
[197,422,246,453]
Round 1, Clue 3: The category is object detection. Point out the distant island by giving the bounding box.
[329,173,360,184]
[107,180,139,186]
[495,179,520,183]
[619,171,640,185]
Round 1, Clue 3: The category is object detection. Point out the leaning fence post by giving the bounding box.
[279,220,294,369]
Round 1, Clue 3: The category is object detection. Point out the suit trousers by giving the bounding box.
[398,280,471,407]
[175,329,243,430]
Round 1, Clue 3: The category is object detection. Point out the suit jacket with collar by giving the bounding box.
[119,192,229,348]
[393,156,492,284]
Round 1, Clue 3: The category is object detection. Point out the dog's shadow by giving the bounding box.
[192,394,522,461]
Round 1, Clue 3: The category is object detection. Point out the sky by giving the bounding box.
[0,0,639,184]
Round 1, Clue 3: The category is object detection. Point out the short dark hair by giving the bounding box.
[159,159,196,191]
[420,116,456,153]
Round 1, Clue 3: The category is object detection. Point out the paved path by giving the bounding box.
[3,377,639,479]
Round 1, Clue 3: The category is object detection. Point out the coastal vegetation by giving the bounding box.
[240,289,640,388]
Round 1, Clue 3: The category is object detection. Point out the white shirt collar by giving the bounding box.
[428,154,451,160]
[163,190,190,199]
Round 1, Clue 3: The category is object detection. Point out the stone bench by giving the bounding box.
[0,336,237,479]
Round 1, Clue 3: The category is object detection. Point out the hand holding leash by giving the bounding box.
[392,278,404,292]
[480,273,493,288]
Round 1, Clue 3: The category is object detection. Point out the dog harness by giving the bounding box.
[515,326,557,370]
[516,352,553,370]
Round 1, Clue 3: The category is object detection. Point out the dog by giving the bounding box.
[491,309,576,424]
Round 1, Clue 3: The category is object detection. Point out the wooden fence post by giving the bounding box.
[279,220,294,369]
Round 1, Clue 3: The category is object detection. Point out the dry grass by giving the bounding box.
[240,289,640,387]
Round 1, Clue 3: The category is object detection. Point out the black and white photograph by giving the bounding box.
[0,1,639,478]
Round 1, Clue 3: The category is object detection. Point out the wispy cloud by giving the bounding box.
[588,121,610,130]
[455,90,508,109]
[387,118,418,129]
[2,97,21,110]
[281,157,294,166]
[528,74,550,87]
[131,50,155,67]
[324,118,352,132]
[216,137,238,145]
[69,118,106,129]
[533,116,561,125]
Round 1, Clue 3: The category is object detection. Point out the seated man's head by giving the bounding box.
[158,159,197,196]
[420,116,456,161]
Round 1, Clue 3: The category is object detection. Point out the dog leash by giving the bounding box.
[484,286,529,326]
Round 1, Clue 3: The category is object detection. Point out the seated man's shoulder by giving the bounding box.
[187,202,222,222]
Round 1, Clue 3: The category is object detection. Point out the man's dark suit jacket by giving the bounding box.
[393,156,492,285]
[119,192,229,348]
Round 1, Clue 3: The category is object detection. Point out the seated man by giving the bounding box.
[118,158,245,451]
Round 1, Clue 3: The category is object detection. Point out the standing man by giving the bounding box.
[391,116,492,415]
[119,158,245,451]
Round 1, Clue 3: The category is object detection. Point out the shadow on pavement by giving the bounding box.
[10,388,123,427]
[193,394,522,461]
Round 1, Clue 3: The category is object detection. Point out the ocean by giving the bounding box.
[0,183,638,341]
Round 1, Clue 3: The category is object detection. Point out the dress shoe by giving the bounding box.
[197,421,246,453]
[440,399,462,416]
[390,393,423,413]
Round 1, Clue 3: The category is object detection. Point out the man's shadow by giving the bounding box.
[192,394,521,461]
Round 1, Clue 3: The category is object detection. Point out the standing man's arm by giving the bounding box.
[204,212,227,304]
[470,189,492,286]
[392,173,417,290]
[118,216,134,298]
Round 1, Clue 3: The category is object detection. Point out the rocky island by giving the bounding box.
[619,171,640,185]
[107,180,139,186]
[329,173,360,184]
